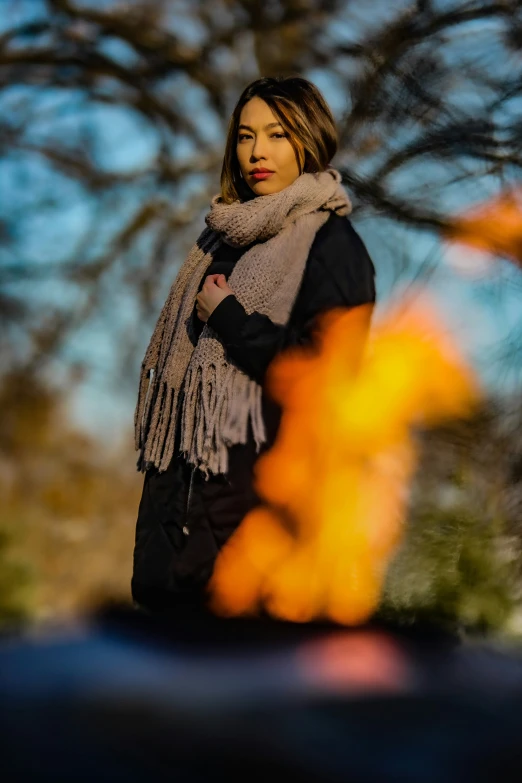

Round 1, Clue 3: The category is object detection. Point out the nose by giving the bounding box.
[250,135,269,161]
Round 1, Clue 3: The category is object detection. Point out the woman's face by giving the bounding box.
[236,97,303,197]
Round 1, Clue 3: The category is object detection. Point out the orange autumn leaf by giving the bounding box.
[444,188,522,266]
[208,295,479,625]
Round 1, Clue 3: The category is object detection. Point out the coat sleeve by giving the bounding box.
[206,220,376,386]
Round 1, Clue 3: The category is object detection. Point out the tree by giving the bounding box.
[1,0,521,391]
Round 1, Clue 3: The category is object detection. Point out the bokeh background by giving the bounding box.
[2,0,522,633]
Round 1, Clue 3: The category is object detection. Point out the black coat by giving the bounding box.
[132,213,376,612]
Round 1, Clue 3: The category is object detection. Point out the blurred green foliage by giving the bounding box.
[0,526,34,626]
[380,504,519,634]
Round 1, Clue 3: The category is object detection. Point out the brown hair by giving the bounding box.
[220,76,339,204]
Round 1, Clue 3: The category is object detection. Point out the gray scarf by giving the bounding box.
[134,166,351,479]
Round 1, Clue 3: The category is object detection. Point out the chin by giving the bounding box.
[252,182,284,195]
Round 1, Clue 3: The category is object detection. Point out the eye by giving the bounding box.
[237,132,288,141]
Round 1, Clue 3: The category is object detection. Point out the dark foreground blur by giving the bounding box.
[1,603,522,782]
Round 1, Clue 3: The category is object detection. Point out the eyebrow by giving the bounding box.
[238,122,283,132]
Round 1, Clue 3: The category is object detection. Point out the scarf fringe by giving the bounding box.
[136,378,178,473]
[174,360,267,480]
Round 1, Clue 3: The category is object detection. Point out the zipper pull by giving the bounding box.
[183,465,196,536]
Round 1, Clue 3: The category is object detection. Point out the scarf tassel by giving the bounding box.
[178,361,267,480]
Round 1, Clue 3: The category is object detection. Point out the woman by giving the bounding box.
[131,76,376,614]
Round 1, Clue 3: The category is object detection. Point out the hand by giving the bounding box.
[195,274,235,323]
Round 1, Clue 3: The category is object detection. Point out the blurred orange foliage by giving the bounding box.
[0,369,141,621]
[445,189,522,266]
[208,296,480,625]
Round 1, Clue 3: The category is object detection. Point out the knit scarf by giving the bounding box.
[134,166,352,479]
